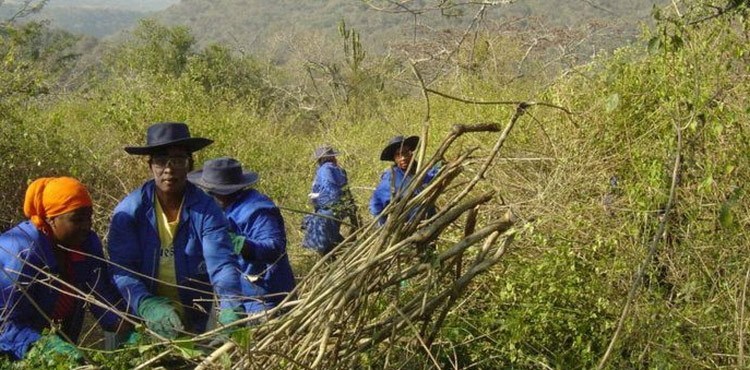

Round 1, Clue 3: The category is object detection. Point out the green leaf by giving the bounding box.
[605,93,620,113]
[175,341,203,359]
[698,175,714,194]
[648,36,662,54]
[718,203,735,229]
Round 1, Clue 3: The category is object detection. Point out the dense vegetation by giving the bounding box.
[1,0,749,368]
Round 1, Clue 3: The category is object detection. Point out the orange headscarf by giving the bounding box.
[23,177,93,231]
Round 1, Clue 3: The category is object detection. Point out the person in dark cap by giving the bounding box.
[369,135,438,225]
[107,122,243,340]
[189,157,295,319]
[301,145,358,256]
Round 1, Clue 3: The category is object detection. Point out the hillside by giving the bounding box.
[0,0,176,38]
[155,0,670,57]
[2,0,748,368]
[4,1,669,55]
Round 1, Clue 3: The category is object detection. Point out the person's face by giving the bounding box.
[319,156,337,166]
[393,146,413,171]
[149,147,192,197]
[48,206,93,247]
[210,191,240,209]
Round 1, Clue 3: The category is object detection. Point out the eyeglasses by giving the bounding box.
[150,156,190,170]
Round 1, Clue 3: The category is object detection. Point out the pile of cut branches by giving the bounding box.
[196,115,529,370]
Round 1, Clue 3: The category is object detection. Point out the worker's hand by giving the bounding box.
[122,331,142,347]
[36,334,83,362]
[229,232,252,260]
[218,308,242,327]
[208,308,244,347]
[137,296,183,339]
[228,232,246,255]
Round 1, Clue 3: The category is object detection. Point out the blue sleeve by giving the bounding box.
[0,244,42,359]
[83,234,127,331]
[425,162,440,184]
[314,167,343,209]
[199,204,243,311]
[242,208,287,263]
[369,170,391,217]
[0,323,41,360]
[107,199,152,314]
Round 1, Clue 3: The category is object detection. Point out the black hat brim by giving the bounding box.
[124,138,213,155]
[379,136,419,161]
[187,170,259,195]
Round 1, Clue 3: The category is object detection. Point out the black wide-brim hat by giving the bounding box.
[379,135,419,161]
[188,157,259,195]
[124,122,213,155]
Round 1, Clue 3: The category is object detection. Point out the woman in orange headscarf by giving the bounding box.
[0,177,130,362]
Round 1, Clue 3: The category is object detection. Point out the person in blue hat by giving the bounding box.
[107,122,243,339]
[369,135,438,225]
[302,145,359,256]
[189,157,296,318]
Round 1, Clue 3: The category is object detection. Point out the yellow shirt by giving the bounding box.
[155,196,184,317]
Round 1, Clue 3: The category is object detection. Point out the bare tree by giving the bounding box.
[2,0,48,23]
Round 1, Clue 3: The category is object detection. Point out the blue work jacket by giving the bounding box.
[0,222,124,360]
[310,162,348,211]
[107,180,242,333]
[302,162,349,254]
[224,189,295,313]
[369,165,437,225]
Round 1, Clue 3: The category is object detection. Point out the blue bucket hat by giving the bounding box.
[313,145,341,160]
[379,135,419,161]
[188,157,259,195]
[124,122,213,155]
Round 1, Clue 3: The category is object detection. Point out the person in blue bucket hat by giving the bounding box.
[107,122,244,339]
[302,145,359,257]
[189,157,296,318]
[369,135,439,225]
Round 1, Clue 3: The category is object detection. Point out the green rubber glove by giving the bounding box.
[123,331,142,346]
[137,296,184,339]
[228,232,246,255]
[229,232,251,260]
[37,334,82,362]
[207,308,243,347]
[218,308,242,327]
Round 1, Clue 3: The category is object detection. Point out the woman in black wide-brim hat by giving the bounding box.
[189,157,296,318]
[368,135,438,225]
[107,122,244,340]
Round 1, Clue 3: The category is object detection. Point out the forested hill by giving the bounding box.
[0,0,176,38]
[154,0,670,56]
[6,0,670,55]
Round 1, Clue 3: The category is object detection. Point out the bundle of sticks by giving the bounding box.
[196,120,526,370]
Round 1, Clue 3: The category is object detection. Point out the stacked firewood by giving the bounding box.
[195,122,525,370]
